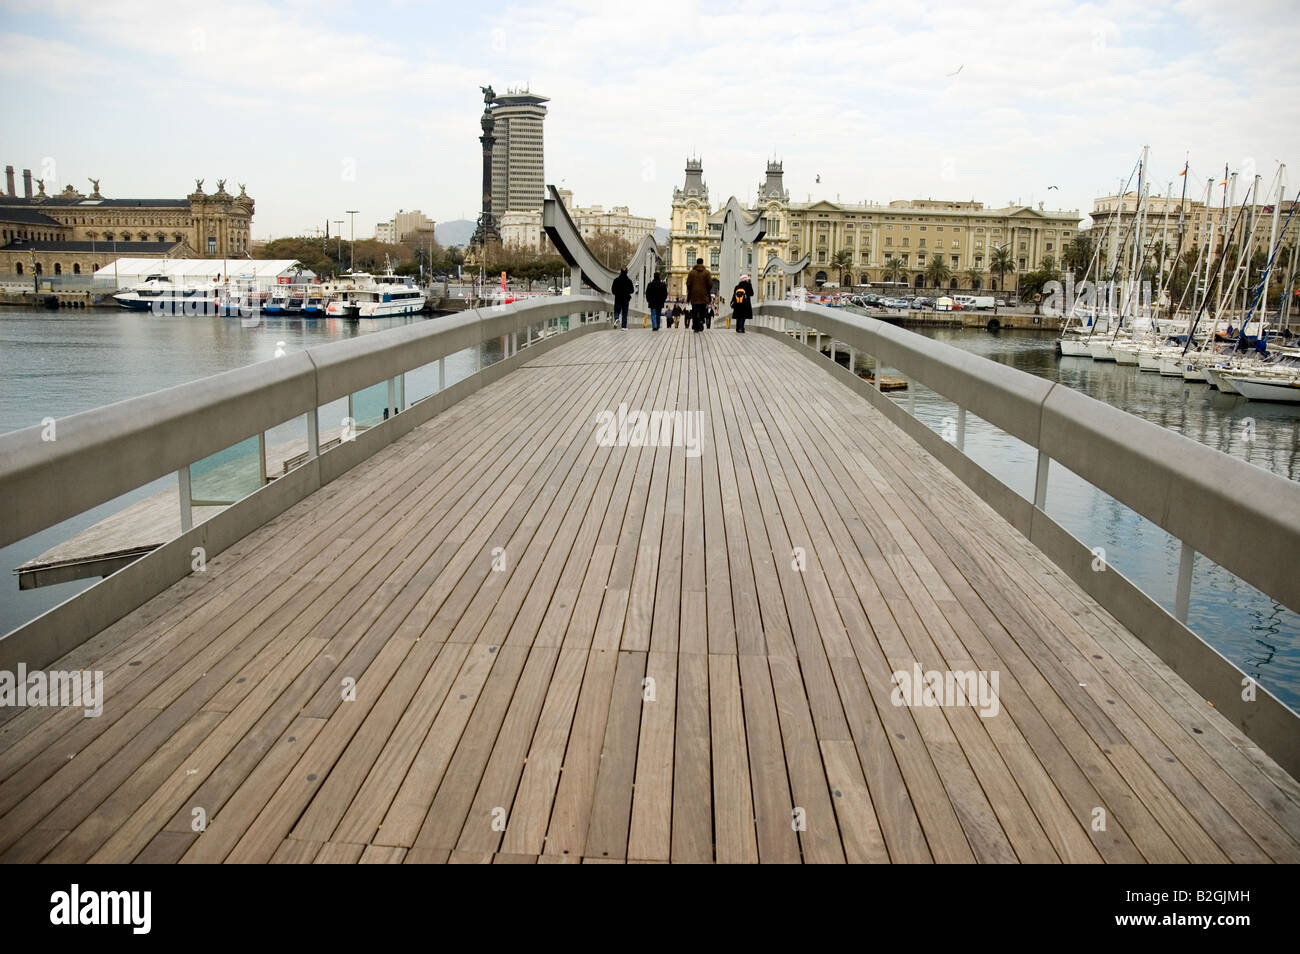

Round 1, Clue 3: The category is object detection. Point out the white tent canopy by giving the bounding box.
[94,258,314,290]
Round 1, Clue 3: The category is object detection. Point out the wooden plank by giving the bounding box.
[583,650,648,860]
[708,653,758,863]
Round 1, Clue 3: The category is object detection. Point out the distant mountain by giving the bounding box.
[436,219,476,248]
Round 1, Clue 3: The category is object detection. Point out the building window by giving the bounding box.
[710,251,719,267]
[54,263,62,275]
[902,238,909,247]
[951,255,958,266]
[686,221,697,232]
[14,263,21,275]
[1046,242,1053,251]
[1019,242,1027,251]
[919,238,926,247]
[73,264,81,274]
[1019,258,1027,269]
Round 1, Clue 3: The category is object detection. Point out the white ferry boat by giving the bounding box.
[114,276,222,316]
[324,271,426,318]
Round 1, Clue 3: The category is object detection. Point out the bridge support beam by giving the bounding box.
[1034,450,1050,510]
[177,465,193,534]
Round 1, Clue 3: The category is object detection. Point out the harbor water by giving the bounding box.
[1,310,1297,711]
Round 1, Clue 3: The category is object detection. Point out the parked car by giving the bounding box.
[995,299,1007,307]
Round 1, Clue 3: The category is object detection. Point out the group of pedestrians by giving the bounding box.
[610,258,754,334]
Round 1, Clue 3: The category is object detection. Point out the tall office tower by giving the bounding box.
[489,89,549,224]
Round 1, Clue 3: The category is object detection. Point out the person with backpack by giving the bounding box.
[612,267,635,328]
[646,272,668,331]
[730,273,755,333]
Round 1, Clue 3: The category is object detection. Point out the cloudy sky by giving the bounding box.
[2,0,1297,239]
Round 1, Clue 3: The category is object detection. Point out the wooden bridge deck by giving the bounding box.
[2,327,1298,864]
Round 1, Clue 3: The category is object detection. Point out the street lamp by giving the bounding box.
[345,210,359,271]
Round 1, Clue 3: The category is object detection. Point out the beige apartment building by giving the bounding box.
[500,188,656,253]
[1089,190,1298,264]
[667,158,1082,298]
[375,209,435,244]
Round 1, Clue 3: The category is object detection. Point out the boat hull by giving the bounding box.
[1224,376,1300,403]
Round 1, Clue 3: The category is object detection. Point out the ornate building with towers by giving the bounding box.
[0,163,254,277]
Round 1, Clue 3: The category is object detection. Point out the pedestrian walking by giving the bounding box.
[646,271,668,331]
[731,273,754,333]
[612,267,634,328]
[685,258,711,333]
[670,300,683,329]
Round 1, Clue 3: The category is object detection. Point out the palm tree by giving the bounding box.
[923,256,952,291]
[989,244,1015,292]
[830,248,854,286]
[964,266,983,290]
[883,256,906,286]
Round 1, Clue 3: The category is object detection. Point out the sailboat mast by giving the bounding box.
[1261,164,1285,325]
[1197,178,1214,315]
[1170,162,1190,328]
[1185,183,1253,354]
[1216,170,1236,318]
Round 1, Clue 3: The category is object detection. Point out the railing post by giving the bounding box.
[1033,450,1050,510]
[510,331,517,356]
[387,377,396,418]
[956,406,966,452]
[848,347,856,375]
[438,356,445,393]
[1175,543,1195,623]
[399,372,407,412]
[907,377,916,416]
[307,407,319,459]
[258,431,268,485]
[178,464,193,534]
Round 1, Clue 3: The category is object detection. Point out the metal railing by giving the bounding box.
[753,300,1300,770]
[0,294,615,663]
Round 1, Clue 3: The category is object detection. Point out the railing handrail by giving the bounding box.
[0,293,611,549]
[755,301,1300,616]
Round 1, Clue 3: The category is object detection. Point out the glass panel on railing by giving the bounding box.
[444,345,477,388]
[318,396,350,451]
[351,380,389,430]
[0,475,178,636]
[405,360,441,404]
[263,412,312,478]
[190,434,263,507]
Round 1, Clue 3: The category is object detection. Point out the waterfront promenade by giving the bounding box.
[1,328,1298,863]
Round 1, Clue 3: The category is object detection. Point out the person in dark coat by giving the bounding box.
[670,300,683,328]
[646,272,668,331]
[731,273,755,333]
[685,259,711,333]
[612,267,634,328]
